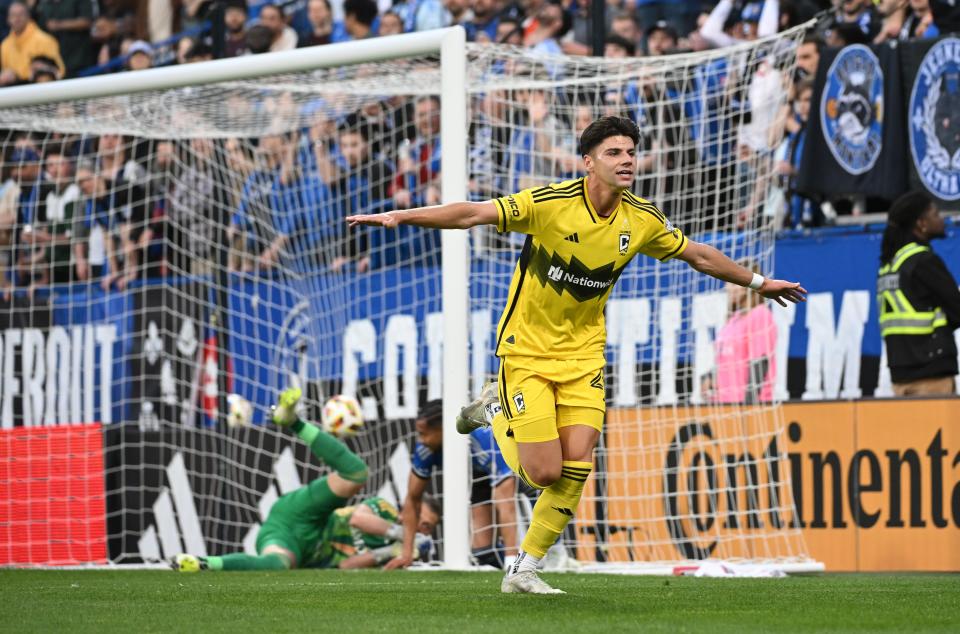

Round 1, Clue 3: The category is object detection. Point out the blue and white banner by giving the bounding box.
[1,224,957,429]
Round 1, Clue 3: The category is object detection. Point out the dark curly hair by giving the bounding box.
[417,399,443,428]
[880,191,935,265]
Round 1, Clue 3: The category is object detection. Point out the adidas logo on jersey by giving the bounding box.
[564,233,580,243]
[552,506,574,516]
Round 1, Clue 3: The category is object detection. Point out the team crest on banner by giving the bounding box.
[909,37,960,201]
[821,44,885,175]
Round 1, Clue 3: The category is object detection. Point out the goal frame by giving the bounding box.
[0,27,473,569]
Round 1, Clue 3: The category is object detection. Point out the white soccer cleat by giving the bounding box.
[500,570,565,594]
[456,381,500,435]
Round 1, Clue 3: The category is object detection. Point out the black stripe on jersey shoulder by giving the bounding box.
[659,233,687,262]
[622,195,666,223]
[532,181,582,200]
[496,235,533,352]
[494,198,507,233]
[531,192,582,204]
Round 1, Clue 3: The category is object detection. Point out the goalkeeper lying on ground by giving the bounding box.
[172,388,431,571]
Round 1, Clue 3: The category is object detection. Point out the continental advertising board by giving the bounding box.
[577,400,959,571]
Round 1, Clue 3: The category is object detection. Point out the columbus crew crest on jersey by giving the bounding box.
[821,44,884,175]
[909,37,960,201]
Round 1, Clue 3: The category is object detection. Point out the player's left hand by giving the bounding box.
[758,279,807,307]
[383,553,414,570]
[346,212,399,229]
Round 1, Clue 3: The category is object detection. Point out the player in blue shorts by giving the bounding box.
[384,400,519,570]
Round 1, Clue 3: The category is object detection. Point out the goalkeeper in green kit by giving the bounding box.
[172,388,432,571]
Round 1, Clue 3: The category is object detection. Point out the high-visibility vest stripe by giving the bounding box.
[877,243,946,338]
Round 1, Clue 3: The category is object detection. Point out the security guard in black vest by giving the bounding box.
[877,191,960,396]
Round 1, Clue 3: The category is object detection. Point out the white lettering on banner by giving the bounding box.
[342,319,378,421]
[45,327,70,425]
[383,314,418,420]
[22,329,45,425]
[71,326,83,423]
[95,326,116,423]
[2,330,20,427]
[606,299,651,406]
[803,291,869,400]
[656,298,682,405]
[772,302,796,402]
[876,341,894,397]
[0,324,118,428]
[425,312,443,400]
[690,292,726,405]
[83,325,94,423]
[336,287,934,412]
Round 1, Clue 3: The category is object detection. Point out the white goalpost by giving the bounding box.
[0,25,820,573]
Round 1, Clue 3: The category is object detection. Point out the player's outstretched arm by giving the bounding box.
[384,472,428,570]
[346,200,498,230]
[677,241,807,307]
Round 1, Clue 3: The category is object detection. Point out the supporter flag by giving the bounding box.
[798,43,906,200]
[900,36,960,205]
[201,319,234,427]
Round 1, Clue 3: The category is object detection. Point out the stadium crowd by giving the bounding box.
[0,0,955,296]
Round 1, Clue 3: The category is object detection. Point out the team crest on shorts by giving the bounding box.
[909,37,960,201]
[512,391,526,414]
[820,44,884,175]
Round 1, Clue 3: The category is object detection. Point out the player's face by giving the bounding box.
[585,135,637,191]
[415,418,443,451]
[418,502,439,533]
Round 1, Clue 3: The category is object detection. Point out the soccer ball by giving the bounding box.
[226,393,252,428]
[321,394,364,437]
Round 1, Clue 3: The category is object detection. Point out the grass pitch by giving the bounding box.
[0,570,956,633]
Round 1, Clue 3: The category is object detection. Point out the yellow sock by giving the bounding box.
[520,460,592,558]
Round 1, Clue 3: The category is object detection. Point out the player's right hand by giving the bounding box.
[346,212,399,229]
[383,553,414,570]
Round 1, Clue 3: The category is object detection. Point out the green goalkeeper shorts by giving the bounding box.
[256,476,348,566]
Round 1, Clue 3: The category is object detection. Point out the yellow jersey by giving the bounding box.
[493,177,687,360]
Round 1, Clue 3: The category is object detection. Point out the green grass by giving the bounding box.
[0,570,956,633]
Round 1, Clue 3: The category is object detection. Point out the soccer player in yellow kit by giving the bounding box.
[347,116,807,594]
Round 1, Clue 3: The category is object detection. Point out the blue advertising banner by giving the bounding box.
[3,222,957,428]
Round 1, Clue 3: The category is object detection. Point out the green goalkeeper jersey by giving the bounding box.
[308,497,399,568]
[256,474,400,569]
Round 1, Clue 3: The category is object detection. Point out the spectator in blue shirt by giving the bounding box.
[332,122,393,272]
[232,133,332,272]
[391,400,519,570]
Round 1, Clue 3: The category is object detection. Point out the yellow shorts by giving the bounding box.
[494,355,606,443]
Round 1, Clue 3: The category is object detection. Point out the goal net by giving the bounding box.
[0,26,818,572]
